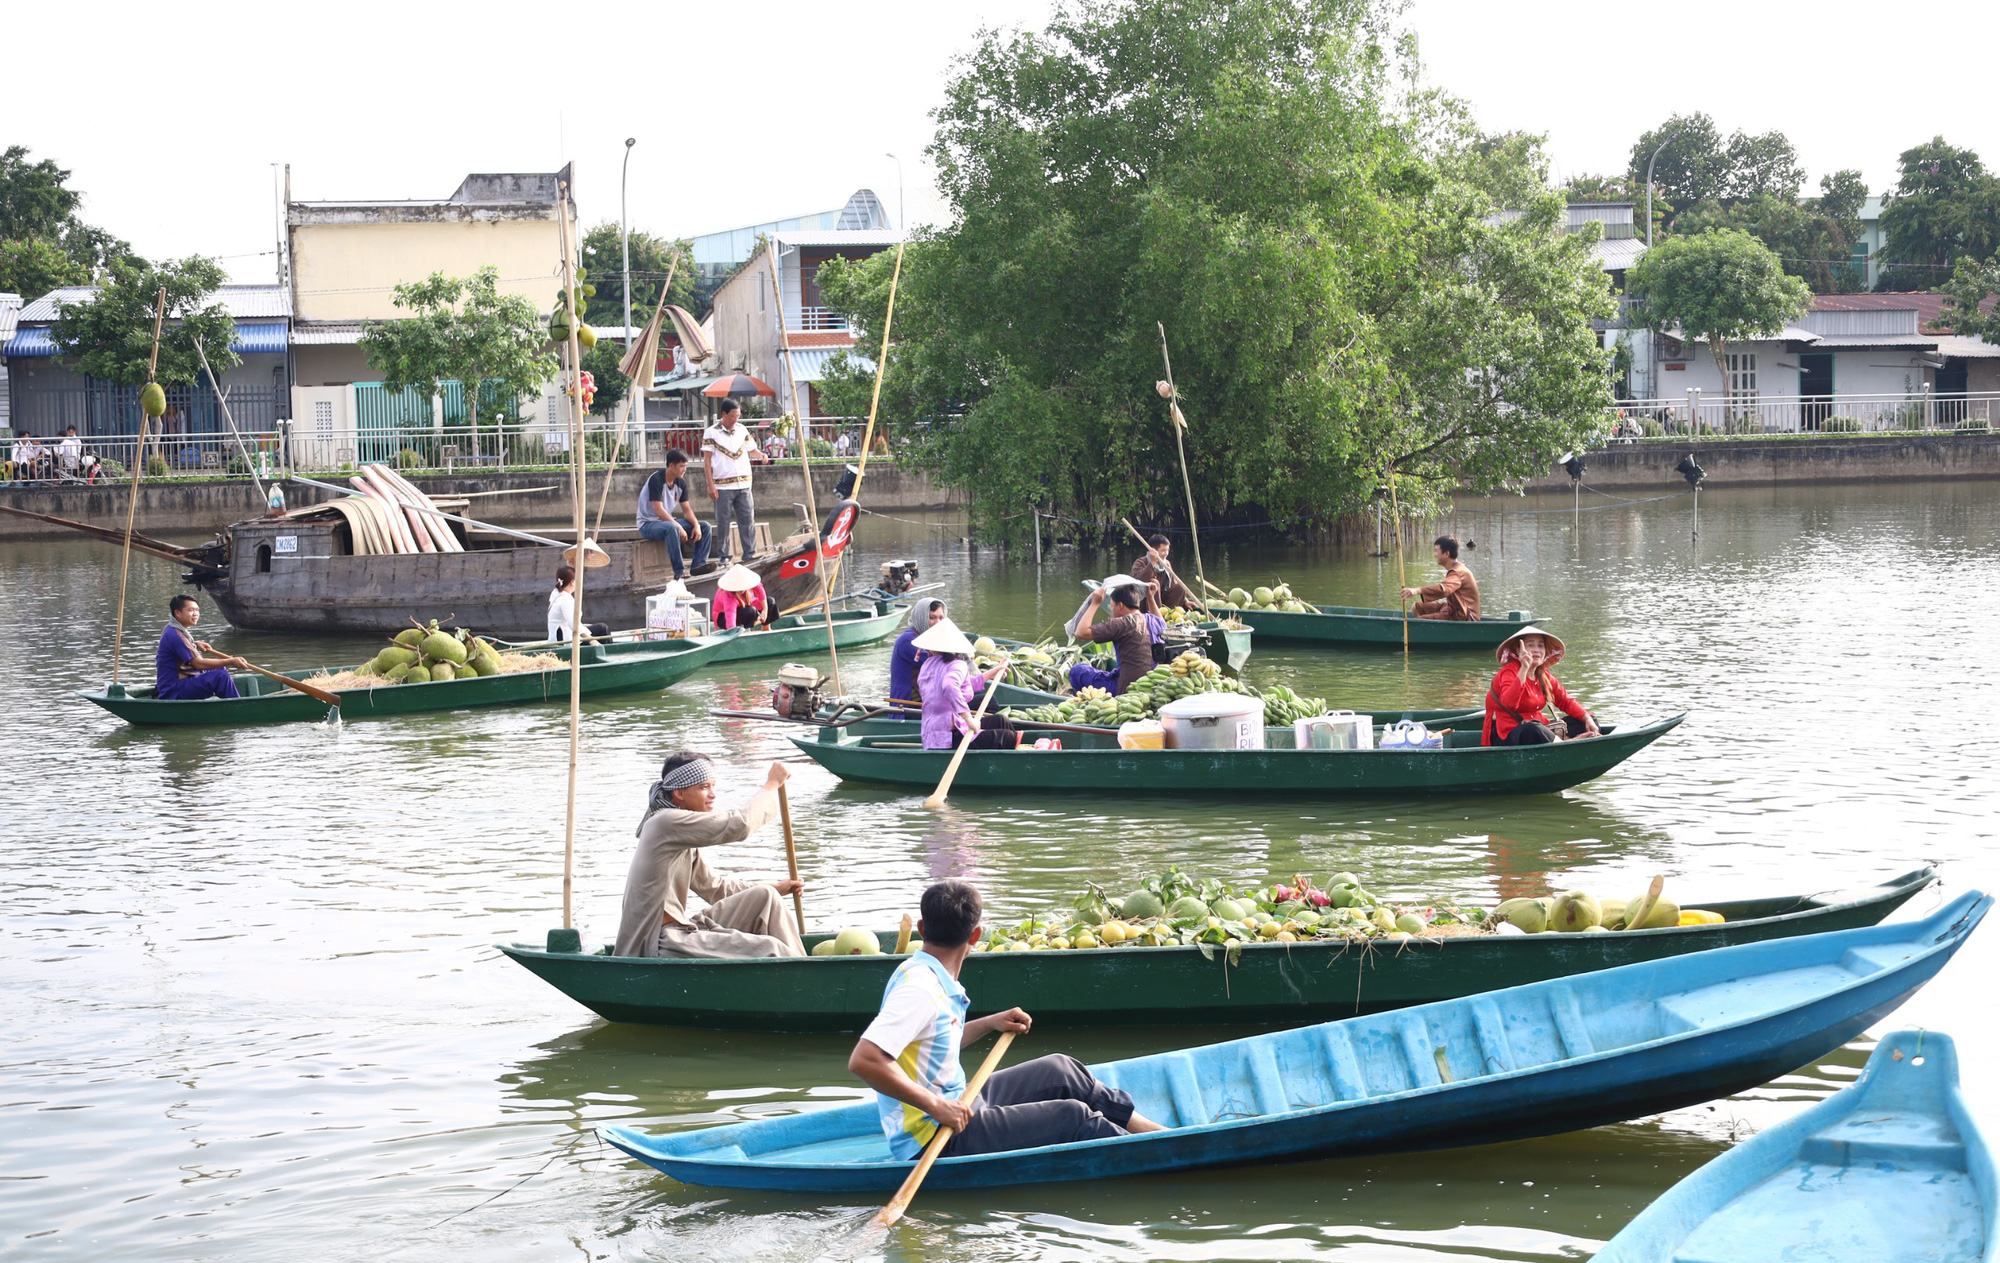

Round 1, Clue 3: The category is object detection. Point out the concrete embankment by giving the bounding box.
[1515,432,2000,495]
[0,461,963,540]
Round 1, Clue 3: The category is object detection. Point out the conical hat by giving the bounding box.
[1495,625,1565,665]
[717,564,762,593]
[912,617,975,656]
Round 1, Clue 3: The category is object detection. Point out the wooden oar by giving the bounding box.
[872,1031,1016,1228]
[1118,517,1214,619]
[777,784,806,933]
[893,914,913,955]
[923,658,1008,810]
[240,661,341,708]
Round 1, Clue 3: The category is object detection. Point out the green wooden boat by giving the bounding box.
[495,866,1936,1030]
[77,633,738,727]
[790,714,1682,796]
[1234,603,1537,648]
[980,680,1479,729]
[501,601,904,666]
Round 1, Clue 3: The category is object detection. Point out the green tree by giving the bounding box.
[814,0,1612,537]
[577,223,696,327]
[0,235,86,299]
[0,145,138,292]
[1876,137,2000,291]
[1674,170,1870,294]
[52,256,238,387]
[360,266,557,458]
[1935,256,2000,344]
[0,145,81,240]
[1626,114,1803,233]
[1627,229,1811,394]
[1563,173,1636,203]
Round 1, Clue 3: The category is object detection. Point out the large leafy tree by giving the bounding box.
[577,223,697,327]
[1674,170,1870,294]
[814,0,1612,538]
[52,255,238,387]
[1625,114,1803,237]
[1627,229,1811,392]
[0,145,138,295]
[1935,256,2000,344]
[360,266,557,457]
[1876,137,2000,291]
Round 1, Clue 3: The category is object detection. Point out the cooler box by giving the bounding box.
[1158,693,1266,750]
[1295,712,1371,750]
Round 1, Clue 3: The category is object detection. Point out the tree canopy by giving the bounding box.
[0,145,139,297]
[1627,229,1810,382]
[1626,113,1803,216]
[52,256,238,388]
[577,223,697,327]
[360,267,557,452]
[814,0,1613,538]
[1876,137,2000,291]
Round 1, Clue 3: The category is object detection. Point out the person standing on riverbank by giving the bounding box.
[1403,536,1480,621]
[614,753,805,959]
[155,595,247,700]
[703,401,763,564]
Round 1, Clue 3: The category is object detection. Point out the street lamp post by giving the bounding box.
[884,151,904,230]
[621,138,636,348]
[1643,129,1683,250]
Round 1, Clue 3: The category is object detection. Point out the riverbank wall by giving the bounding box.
[1515,432,2000,495]
[0,461,963,540]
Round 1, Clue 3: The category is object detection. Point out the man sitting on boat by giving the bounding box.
[155,595,248,700]
[1131,534,1198,612]
[849,879,1166,1159]
[636,448,710,580]
[889,598,947,713]
[1068,581,1161,695]
[918,619,1021,750]
[712,564,774,631]
[1482,627,1599,746]
[1401,536,1480,621]
[612,753,806,959]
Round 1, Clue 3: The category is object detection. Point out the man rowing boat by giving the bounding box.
[613,753,806,959]
[1401,535,1480,621]
[155,595,247,700]
[849,879,1166,1158]
[1130,534,1198,612]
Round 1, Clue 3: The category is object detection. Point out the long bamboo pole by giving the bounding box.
[111,288,169,685]
[1155,324,1210,605]
[191,335,266,503]
[592,255,679,538]
[1389,469,1408,658]
[558,182,589,932]
[819,240,905,600]
[765,240,843,694]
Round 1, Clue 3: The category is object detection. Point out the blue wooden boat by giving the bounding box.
[598,891,1988,1193]
[1596,1028,1995,1263]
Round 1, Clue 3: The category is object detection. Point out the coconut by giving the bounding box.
[810,939,839,957]
[1548,891,1602,933]
[1252,586,1275,605]
[430,661,456,682]
[1166,895,1210,922]
[1273,583,1293,601]
[1210,897,1249,922]
[422,631,468,665]
[1120,890,1165,920]
[1493,897,1549,934]
[830,928,881,955]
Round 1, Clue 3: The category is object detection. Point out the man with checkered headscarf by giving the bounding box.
[613,753,806,959]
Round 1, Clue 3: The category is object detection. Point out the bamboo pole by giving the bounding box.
[111,288,169,685]
[592,255,679,538]
[558,182,589,931]
[819,240,906,600]
[765,240,843,694]
[1389,470,1408,658]
[191,335,266,503]
[1155,324,1211,605]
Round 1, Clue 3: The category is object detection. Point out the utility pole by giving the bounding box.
[621,138,636,349]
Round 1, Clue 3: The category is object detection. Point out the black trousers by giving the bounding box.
[940,1054,1135,1156]
[1503,714,1591,745]
[965,714,1021,750]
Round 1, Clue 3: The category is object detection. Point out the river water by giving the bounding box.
[3,481,1996,1261]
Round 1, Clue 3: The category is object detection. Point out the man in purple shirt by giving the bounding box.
[156,595,247,700]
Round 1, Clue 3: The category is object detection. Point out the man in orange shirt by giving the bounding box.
[1402,535,1480,621]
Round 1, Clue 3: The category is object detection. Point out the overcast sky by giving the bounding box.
[12,0,1999,286]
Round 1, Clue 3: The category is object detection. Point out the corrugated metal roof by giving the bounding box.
[17,283,291,322]
[4,320,287,358]
[1590,238,1647,270]
[1930,334,2000,359]
[1806,333,1940,350]
[786,346,874,383]
[651,373,724,392]
[291,321,368,346]
[0,293,20,343]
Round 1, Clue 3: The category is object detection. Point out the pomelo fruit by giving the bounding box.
[811,939,838,956]
[1166,896,1209,921]
[831,927,881,955]
[1394,912,1425,933]
[1120,890,1165,920]
[1547,891,1602,933]
[1210,897,1249,922]
[1493,897,1548,934]
[972,635,999,655]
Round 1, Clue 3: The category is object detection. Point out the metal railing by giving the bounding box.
[785,307,849,332]
[1609,389,2000,437]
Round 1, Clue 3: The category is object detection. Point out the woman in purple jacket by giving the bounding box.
[914,619,1020,751]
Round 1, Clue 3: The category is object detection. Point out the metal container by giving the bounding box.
[1157,693,1266,750]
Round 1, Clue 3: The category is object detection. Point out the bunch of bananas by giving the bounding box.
[1168,650,1220,679]
[1003,656,1336,730]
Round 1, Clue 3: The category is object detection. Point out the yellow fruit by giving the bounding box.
[577,323,598,347]
[1049,936,1071,950]
[1258,921,1283,939]
[1099,920,1129,944]
[1206,916,1222,929]
[140,382,167,418]
[1073,931,1099,949]
[1679,909,1725,926]
[1276,930,1297,942]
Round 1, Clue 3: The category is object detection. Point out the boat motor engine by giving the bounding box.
[772,663,826,721]
[877,559,920,596]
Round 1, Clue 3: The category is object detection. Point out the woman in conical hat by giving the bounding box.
[915,618,1021,751]
[712,564,772,631]
[1482,626,1598,746]
[889,597,949,712]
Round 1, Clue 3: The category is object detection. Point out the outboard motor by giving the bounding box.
[772,663,826,721]
[877,559,921,596]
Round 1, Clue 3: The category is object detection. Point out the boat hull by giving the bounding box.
[598,894,1988,1193]
[495,868,1934,1030]
[980,681,1478,728]
[704,603,903,664]
[1235,603,1535,648]
[77,634,737,726]
[788,715,1683,796]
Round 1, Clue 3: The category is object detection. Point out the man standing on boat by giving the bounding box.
[703,400,764,566]
[1131,533,1198,612]
[155,595,247,700]
[613,753,806,959]
[637,448,709,580]
[849,879,1166,1158]
[1402,535,1480,621]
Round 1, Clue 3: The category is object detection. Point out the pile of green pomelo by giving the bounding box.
[1211,580,1311,614]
